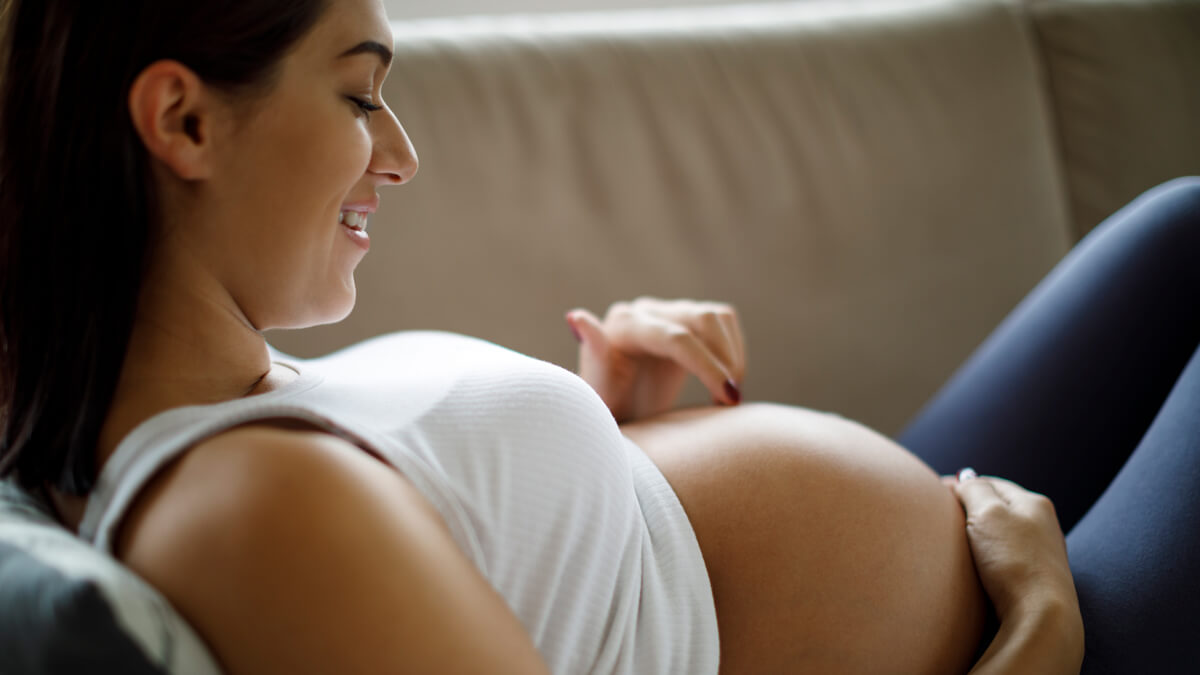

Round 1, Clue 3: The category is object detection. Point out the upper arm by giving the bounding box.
[113,426,548,675]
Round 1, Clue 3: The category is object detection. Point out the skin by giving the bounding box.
[623,404,986,673]
[573,298,987,671]
[41,0,1083,671]
[572,299,1083,673]
[56,0,417,499]
[51,4,554,673]
[950,475,1084,674]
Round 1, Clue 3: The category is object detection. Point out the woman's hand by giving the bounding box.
[949,470,1085,674]
[565,298,746,424]
[951,471,1079,621]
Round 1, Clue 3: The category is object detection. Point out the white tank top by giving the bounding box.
[78,331,720,674]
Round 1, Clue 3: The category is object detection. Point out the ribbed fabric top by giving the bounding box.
[78,331,719,674]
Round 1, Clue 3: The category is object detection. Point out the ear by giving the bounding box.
[128,60,220,181]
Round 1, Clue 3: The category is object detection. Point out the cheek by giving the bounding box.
[262,105,371,198]
[249,117,371,265]
[347,131,373,183]
[312,117,373,187]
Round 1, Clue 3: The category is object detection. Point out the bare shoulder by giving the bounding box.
[115,425,548,675]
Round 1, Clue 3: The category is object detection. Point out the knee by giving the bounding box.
[1138,176,1200,224]
[1154,175,1200,196]
[1113,176,1200,251]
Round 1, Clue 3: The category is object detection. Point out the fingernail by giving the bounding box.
[724,379,742,405]
[957,467,978,482]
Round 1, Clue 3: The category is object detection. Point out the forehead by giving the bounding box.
[297,0,392,63]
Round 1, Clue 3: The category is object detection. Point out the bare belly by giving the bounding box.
[622,403,986,674]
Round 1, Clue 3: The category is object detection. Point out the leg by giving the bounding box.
[899,177,1200,530]
[1067,341,1200,673]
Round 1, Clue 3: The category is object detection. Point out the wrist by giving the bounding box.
[971,593,1083,675]
[1009,594,1085,670]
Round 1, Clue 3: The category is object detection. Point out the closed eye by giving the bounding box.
[347,95,384,119]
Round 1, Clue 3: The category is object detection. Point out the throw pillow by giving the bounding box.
[0,479,222,674]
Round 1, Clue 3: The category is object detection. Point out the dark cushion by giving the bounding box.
[0,480,222,674]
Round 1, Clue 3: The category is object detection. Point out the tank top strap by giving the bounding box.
[77,376,364,554]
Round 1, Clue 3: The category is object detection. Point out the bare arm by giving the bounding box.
[114,426,549,675]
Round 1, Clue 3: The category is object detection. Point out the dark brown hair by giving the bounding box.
[0,0,328,495]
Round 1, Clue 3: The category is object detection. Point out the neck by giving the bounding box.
[96,256,277,467]
[46,253,287,533]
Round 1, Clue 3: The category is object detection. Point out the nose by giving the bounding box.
[369,107,419,187]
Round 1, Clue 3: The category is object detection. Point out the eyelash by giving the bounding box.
[347,96,383,120]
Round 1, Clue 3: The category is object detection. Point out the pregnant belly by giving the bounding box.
[623,403,986,674]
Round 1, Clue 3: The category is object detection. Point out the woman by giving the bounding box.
[1,0,1193,672]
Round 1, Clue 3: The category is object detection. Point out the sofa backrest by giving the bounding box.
[267,0,1193,434]
[1029,0,1200,239]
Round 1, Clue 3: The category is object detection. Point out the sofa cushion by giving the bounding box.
[1029,0,1200,238]
[0,479,222,675]
[270,0,1072,434]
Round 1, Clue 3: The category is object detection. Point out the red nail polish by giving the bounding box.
[724,379,741,404]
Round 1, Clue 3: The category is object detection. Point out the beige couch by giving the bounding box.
[268,0,1200,436]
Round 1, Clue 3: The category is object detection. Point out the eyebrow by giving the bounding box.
[338,40,393,68]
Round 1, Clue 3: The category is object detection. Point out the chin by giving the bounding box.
[258,288,357,331]
[308,275,359,324]
[306,294,357,328]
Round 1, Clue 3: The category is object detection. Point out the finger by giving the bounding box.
[648,301,743,385]
[982,477,1060,522]
[566,309,610,359]
[705,308,743,384]
[966,474,1042,503]
[952,475,1009,514]
[977,475,1045,503]
[565,309,585,344]
[719,309,747,383]
[693,308,742,385]
[625,313,739,405]
[970,477,1068,555]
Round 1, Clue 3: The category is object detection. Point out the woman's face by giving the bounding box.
[191,0,416,331]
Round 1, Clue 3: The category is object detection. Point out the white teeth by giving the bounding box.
[339,210,368,232]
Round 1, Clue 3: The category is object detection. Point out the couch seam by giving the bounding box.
[1013,0,1080,246]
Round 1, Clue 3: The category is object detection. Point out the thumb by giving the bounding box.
[566,309,609,355]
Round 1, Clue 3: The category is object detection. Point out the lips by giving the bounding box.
[339,196,377,251]
[340,213,371,251]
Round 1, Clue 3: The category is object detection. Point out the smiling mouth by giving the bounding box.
[339,210,370,232]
